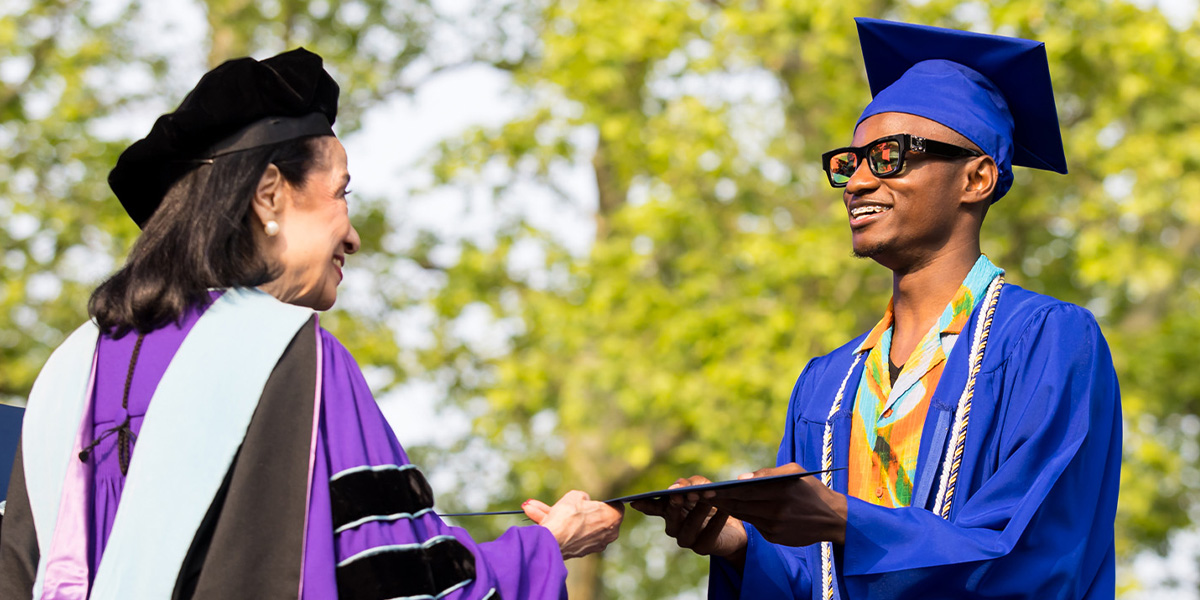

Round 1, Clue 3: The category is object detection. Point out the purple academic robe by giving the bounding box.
[5,293,566,599]
[709,285,1121,599]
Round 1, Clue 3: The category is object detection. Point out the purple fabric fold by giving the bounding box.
[75,292,566,598]
[303,328,568,599]
[298,316,325,600]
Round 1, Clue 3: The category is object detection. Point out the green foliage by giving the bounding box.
[202,0,438,130]
[0,0,150,401]
[6,0,1200,597]
[0,0,440,403]
[415,0,1200,596]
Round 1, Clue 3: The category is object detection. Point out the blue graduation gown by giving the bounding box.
[710,284,1121,599]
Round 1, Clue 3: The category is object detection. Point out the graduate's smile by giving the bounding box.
[847,200,892,228]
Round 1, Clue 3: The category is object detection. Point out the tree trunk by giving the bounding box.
[205,0,255,66]
[592,137,625,242]
[566,553,603,600]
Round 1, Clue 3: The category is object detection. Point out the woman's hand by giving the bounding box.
[523,490,624,559]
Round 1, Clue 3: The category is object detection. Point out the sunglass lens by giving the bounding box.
[829,152,857,186]
[868,140,902,176]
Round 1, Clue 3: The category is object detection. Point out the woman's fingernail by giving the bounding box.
[522,499,531,507]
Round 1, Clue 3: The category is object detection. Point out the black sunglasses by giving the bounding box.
[821,133,983,188]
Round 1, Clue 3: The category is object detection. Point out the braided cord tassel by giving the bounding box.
[933,276,1004,520]
[821,352,863,600]
[79,332,146,469]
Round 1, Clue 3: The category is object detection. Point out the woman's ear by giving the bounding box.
[962,156,997,207]
[251,164,285,227]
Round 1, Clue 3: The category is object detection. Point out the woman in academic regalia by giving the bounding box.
[0,48,622,600]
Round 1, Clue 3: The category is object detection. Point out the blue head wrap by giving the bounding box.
[853,18,1068,202]
[858,59,1016,200]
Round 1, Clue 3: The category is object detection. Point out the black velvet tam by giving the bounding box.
[108,47,339,228]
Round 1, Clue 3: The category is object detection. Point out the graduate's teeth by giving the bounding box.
[851,205,890,217]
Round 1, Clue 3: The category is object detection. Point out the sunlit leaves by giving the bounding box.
[7,0,1200,596]
[417,0,1200,596]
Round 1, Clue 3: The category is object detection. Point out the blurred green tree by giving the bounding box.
[4,0,1200,598]
[0,0,447,403]
[0,0,150,400]
[414,0,1200,597]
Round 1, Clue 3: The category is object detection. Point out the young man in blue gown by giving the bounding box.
[635,18,1121,599]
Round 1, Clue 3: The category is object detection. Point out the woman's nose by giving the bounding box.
[344,225,361,255]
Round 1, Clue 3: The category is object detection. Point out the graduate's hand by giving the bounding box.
[527,490,624,559]
[631,476,748,564]
[701,463,847,547]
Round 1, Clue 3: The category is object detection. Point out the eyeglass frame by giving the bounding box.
[821,133,984,188]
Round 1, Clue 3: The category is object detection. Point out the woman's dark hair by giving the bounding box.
[89,136,325,337]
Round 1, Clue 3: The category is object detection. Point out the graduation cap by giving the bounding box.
[854,18,1067,201]
[109,48,339,228]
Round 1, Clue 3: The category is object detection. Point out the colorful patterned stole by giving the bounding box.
[847,255,1003,508]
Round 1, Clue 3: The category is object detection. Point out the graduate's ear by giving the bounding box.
[962,155,997,208]
[251,163,286,228]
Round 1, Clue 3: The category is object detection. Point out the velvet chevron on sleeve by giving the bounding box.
[301,329,568,600]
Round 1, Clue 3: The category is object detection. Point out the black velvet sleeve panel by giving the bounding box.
[329,465,435,531]
[336,536,483,600]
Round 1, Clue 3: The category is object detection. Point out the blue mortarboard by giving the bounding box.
[854,18,1067,201]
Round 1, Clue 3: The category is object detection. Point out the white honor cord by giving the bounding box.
[818,274,1003,600]
[932,275,1004,519]
[819,352,862,600]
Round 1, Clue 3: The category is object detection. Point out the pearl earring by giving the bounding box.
[264,220,280,236]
